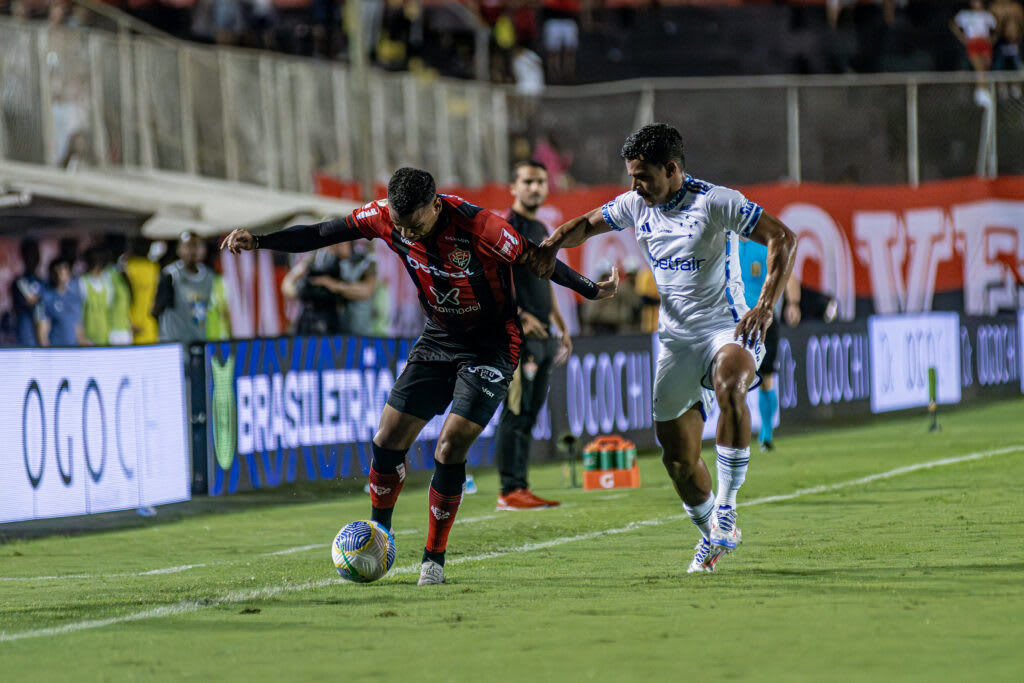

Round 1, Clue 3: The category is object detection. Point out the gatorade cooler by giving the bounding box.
[583,435,641,491]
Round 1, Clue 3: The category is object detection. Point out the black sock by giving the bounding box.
[422,548,446,566]
[430,459,466,496]
[371,441,407,474]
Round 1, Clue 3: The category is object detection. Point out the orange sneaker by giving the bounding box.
[522,489,561,507]
[497,488,549,511]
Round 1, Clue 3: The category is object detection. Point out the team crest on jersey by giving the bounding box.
[449,248,471,269]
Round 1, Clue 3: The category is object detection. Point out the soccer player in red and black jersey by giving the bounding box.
[221,167,617,586]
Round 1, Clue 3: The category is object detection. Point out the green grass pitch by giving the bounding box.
[2,398,1023,682]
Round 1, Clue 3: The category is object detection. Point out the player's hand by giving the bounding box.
[784,301,801,327]
[220,228,257,254]
[520,311,549,339]
[554,333,573,366]
[735,304,773,348]
[522,243,559,280]
[593,266,619,301]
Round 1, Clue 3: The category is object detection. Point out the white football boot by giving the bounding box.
[417,560,445,586]
[710,505,742,552]
[687,537,723,573]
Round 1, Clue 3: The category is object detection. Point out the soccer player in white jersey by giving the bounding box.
[526,123,797,572]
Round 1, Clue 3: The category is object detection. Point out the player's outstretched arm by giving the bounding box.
[735,211,798,347]
[524,207,612,279]
[220,216,364,255]
[549,258,618,300]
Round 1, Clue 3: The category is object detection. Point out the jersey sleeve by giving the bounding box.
[347,200,390,239]
[600,191,640,232]
[707,186,763,238]
[476,212,525,265]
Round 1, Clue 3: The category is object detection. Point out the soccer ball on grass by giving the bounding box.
[331,520,396,583]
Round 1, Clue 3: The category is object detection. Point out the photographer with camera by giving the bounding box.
[282,242,377,336]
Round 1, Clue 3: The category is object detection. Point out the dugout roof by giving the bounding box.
[0,160,361,239]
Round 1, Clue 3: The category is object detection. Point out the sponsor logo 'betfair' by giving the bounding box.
[651,256,706,272]
[405,254,475,279]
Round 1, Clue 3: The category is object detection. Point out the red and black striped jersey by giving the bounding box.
[349,194,524,347]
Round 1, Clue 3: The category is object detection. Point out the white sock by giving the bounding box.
[682,493,716,540]
[715,444,750,509]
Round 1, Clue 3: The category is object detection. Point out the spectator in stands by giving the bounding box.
[281,241,377,336]
[510,43,545,133]
[490,9,518,83]
[152,231,231,343]
[511,0,539,48]
[79,245,130,346]
[243,0,278,50]
[377,0,414,71]
[990,0,1023,97]
[951,0,998,106]
[34,257,87,347]
[308,0,342,58]
[11,238,43,346]
[192,0,246,46]
[123,237,160,344]
[542,0,580,83]
[47,0,67,28]
[106,236,134,345]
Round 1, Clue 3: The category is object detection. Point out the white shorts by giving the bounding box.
[543,19,579,52]
[653,325,765,422]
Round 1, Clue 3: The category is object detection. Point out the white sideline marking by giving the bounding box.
[265,515,500,557]
[0,565,209,582]
[2,444,1020,642]
[139,564,208,576]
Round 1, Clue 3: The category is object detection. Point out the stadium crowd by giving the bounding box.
[4,1,1020,84]
[1,231,669,346]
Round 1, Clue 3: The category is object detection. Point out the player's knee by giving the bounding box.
[435,432,472,464]
[661,446,700,474]
[373,428,408,451]
[715,381,748,415]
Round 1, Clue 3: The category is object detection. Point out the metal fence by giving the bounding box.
[0,19,509,193]
[2,18,1022,194]
[536,73,1024,187]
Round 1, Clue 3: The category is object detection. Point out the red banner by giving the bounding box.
[316,174,1024,320]
[417,176,1024,320]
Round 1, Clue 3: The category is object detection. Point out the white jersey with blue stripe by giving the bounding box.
[601,175,763,343]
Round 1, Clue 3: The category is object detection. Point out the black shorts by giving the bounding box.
[762,318,780,374]
[386,330,519,428]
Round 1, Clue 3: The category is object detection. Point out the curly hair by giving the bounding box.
[620,123,685,168]
[387,167,437,216]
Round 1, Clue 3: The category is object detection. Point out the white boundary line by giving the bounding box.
[0,516,505,579]
[2,444,1020,643]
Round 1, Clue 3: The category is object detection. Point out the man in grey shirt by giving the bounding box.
[152,232,223,343]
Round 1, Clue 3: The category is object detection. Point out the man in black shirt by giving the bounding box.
[496,160,573,510]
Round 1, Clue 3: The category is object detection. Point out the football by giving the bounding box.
[331,520,396,583]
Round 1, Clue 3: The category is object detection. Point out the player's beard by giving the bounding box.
[521,198,542,212]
